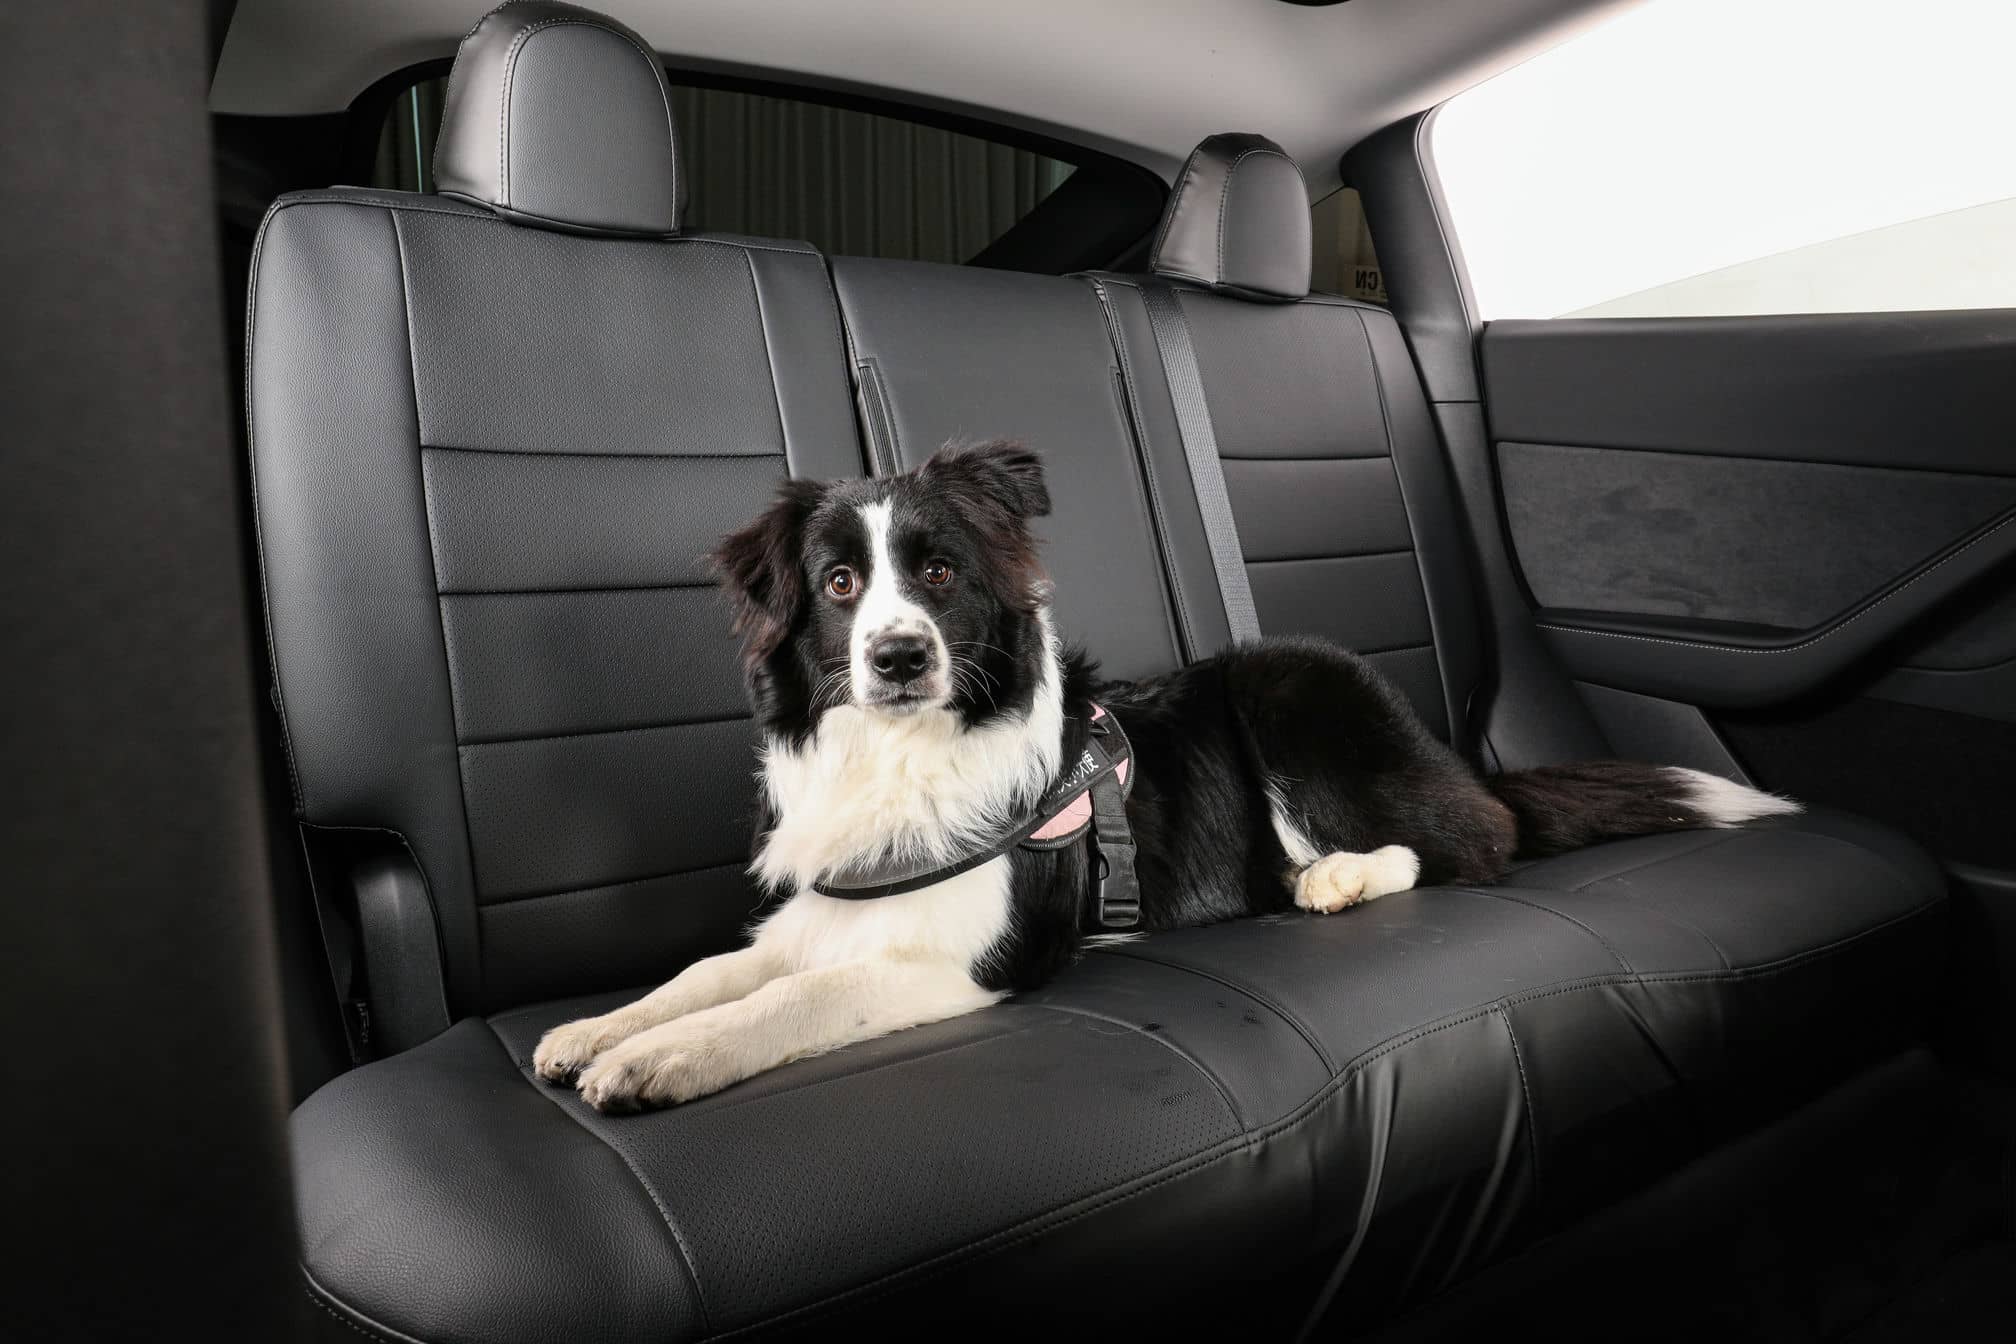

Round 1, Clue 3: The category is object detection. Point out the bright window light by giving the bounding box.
[1431,0,2016,319]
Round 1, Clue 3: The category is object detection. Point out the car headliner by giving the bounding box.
[210,0,1640,196]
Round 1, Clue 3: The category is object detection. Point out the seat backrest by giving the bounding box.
[1088,134,1484,745]
[832,257,1189,683]
[248,1,860,1014]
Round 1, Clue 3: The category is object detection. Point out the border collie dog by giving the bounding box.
[536,441,1798,1112]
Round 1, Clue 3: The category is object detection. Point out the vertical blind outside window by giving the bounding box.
[373,78,1074,265]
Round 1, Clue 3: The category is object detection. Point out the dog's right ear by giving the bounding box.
[711,479,824,665]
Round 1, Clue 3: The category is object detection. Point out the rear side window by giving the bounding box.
[1430,0,2016,319]
[373,76,1085,267]
[1310,187,1386,304]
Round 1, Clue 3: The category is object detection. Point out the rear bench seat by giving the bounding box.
[260,6,1950,1340]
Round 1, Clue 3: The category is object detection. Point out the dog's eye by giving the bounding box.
[922,560,953,587]
[825,566,857,599]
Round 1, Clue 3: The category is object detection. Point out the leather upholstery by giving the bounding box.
[433,1,684,236]
[1090,140,1481,743]
[297,810,1946,1341]
[831,257,1186,682]
[256,78,1956,1342]
[1147,132,1312,300]
[248,188,858,1015]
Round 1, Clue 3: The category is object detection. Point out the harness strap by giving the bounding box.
[809,705,1140,930]
[1088,768,1140,928]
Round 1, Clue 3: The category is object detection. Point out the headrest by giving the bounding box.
[432,1,683,236]
[1148,133,1311,301]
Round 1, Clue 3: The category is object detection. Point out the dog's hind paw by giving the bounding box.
[1294,846,1419,914]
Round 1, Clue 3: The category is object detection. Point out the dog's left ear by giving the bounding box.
[711,479,824,665]
[921,439,1051,521]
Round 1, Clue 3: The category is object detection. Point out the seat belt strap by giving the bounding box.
[1139,282,1263,646]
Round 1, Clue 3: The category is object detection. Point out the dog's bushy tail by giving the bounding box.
[1487,762,1800,860]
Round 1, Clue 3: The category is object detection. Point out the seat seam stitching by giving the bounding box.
[423,442,785,461]
[440,580,722,597]
[1356,305,1460,741]
[263,196,826,256]
[303,1282,409,1344]
[736,248,794,463]
[1247,547,1417,565]
[1773,825,1941,897]
[1099,946,1336,1072]
[1215,148,1295,287]
[392,209,487,1009]
[1147,144,1206,270]
[1628,898,1730,972]
[1025,1001,1249,1132]
[479,856,751,909]
[1463,887,1632,972]
[1562,830,1734,891]
[1499,1008,1542,1202]
[856,356,902,475]
[458,712,750,749]
[242,198,305,811]
[1562,832,1738,971]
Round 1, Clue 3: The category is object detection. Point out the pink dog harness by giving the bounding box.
[809,704,1141,928]
[1026,705,1132,841]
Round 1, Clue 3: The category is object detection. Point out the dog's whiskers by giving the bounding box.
[950,654,999,713]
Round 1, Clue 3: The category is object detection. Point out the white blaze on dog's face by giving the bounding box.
[712,440,1057,736]
[841,500,952,713]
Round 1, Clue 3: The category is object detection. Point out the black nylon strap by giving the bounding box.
[810,710,1136,920]
[1088,771,1140,928]
[1139,282,1261,647]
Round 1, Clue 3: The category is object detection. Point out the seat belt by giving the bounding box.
[1138,282,1263,646]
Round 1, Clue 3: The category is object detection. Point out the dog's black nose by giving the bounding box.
[870,634,932,683]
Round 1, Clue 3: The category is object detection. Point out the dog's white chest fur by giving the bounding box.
[750,620,1064,975]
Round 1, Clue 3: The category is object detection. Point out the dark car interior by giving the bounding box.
[9,2,2016,1340]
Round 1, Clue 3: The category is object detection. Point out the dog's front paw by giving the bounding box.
[575,1026,739,1113]
[533,1014,634,1084]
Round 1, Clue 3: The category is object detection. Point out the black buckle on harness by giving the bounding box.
[1088,769,1140,929]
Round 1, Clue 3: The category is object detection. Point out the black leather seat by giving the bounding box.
[259,10,1951,1340]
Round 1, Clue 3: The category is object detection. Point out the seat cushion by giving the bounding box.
[295,810,1948,1341]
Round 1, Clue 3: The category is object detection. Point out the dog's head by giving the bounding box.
[712,440,1054,737]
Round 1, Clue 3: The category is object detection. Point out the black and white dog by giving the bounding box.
[535,441,1797,1112]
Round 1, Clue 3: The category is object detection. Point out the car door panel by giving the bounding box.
[1478,311,2016,873]
[1482,314,2016,713]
